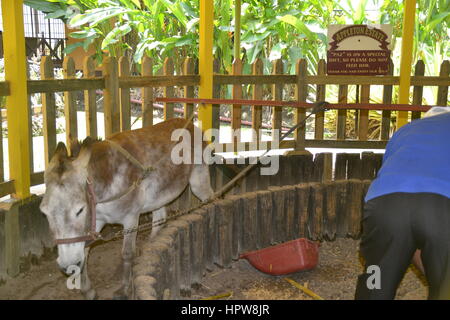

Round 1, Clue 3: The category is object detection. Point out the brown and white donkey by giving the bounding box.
[39,118,214,299]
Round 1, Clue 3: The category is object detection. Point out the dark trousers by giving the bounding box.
[355,192,450,300]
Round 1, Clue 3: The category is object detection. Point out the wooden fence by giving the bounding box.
[0,55,448,198]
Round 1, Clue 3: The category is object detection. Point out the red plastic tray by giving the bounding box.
[240,238,319,275]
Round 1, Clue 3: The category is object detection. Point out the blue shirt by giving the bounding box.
[365,112,450,202]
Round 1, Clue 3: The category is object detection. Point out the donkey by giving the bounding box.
[39,118,214,299]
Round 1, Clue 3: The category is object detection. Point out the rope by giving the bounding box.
[155,97,436,112]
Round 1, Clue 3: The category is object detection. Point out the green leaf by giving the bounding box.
[269,42,287,61]
[69,30,97,39]
[69,7,134,28]
[186,18,200,32]
[426,12,450,31]
[63,41,84,54]
[44,9,67,19]
[277,15,315,39]
[24,0,61,13]
[159,0,188,27]
[241,30,272,43]
[101,23,132,49]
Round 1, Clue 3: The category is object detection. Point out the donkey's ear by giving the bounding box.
[69,136,82,158]
[47,142,68,175]
[73,137,95,169]
[81,136,96,149]
[54,142,68,160]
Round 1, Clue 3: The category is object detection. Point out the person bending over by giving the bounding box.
[355,110,450,300]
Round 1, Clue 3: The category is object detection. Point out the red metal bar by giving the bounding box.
[154,97,434,112]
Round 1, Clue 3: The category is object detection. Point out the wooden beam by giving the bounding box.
[396,0,416,129]
[2,0,31,198]
[198,0,214,136]
[27,78,105,93]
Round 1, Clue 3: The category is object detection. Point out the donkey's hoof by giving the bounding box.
[83,288,98,300]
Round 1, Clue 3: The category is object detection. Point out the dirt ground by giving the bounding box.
[189,238,428,300]
[0,236,427,300]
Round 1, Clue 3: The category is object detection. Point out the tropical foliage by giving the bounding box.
[23,0,449,139]
[25,0,450,76]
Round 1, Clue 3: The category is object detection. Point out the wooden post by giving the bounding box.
[183,57,195,120]
[315,59,326,140]
[232,58,243,148]
[215,200,233,268]
[324,182,337,241]
[204,204,218,271]
[163,57,174,120]
[5,203,20,276]
[198,0,214,137]
[63,57,78,150]
[241,193,258,252]
[347,153,362,179]
[212,58,221,138]
[437,60,450,106]
[25,60,33,175]
[41,56,56,167]
[103,56,120,137]
[396,0,416,129]
[358,85,370,140]
[295,59,308,149]
[257,190,273,248]
[284,186,296,241]
[181,213,204,285]
[2,0,31,198]
[0,102,4,182]
[252,59,263,144]
[270,186,286,244]
[0,209,5,278]
[380,60,394,140]
[141,56,153,127]
[118,56,131,131]
[347,179,364,238]
[335,180,348,237]
[309,183,323,240]
[336,84,348,140]
[412,60,425,120]
[272,59,283,138]
[83,56,97,138]
[334,153,347,180]
[312,153,332,182]
[296,183,310,238]
[228,195,242,260]
[361,151,375,180]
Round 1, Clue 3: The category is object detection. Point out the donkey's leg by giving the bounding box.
[150,207,167,238]
[189,164,214,202]
[80,247,97,300]
[81,220,105,300]
[113,215,139,300]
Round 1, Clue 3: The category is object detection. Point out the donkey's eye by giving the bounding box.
[76,207,84,217]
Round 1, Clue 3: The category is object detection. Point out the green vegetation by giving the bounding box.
[24,0,449,138]
[25,0,449,75]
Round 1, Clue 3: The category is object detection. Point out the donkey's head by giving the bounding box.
[40,138,95,274]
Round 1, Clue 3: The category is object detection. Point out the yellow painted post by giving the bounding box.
[396,0,416,129]
[2,0,31,199]
[198,0,214,138]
